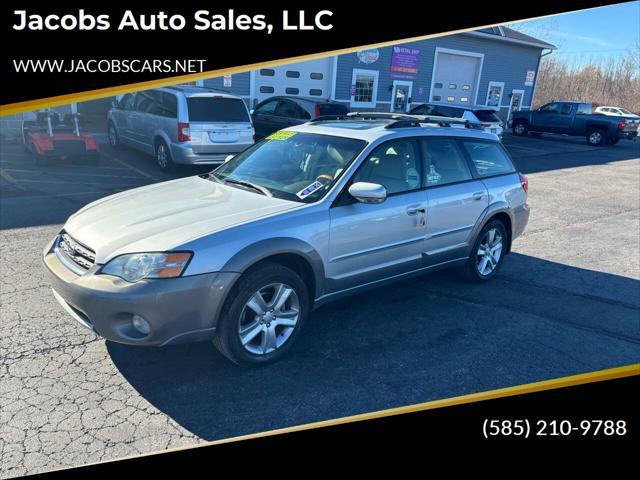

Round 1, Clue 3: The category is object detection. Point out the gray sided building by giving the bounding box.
[202,27,555,123]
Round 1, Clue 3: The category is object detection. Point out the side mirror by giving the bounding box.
[249,109,255,115]
[224,154,234,163]
[348,182,387,204]
[111,99,119,109]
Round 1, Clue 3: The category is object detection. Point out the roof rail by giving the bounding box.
[309,112,471,129]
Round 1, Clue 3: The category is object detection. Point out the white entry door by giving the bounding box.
[390,80,413,113]
[507,89,525,123]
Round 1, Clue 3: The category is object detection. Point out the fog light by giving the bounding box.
[131,315,151,335]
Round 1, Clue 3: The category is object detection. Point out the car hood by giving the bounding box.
[64,176,300,264]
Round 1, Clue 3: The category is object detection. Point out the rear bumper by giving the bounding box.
[170,142,253,165]
[43,246,239,346]
[512,202,530,240]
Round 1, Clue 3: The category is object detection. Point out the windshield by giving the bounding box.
[212,132,366,202]
[187,97,250,122]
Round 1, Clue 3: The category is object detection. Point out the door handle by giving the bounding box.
[407,206,426,227]
[472,191,485,201]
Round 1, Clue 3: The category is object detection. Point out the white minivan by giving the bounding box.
[107,86,255,171]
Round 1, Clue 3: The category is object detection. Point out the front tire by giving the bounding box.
[107,122,123,149]
[462,220,507,283]
[213,262,310,366]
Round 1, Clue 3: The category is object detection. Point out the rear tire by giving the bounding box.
[155,140,175,172]
[462,220,507,283]
[213,262,310,366]
[586,128,606,146]
[512,121,528,136]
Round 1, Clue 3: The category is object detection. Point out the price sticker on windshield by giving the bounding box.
[266,131,297,141]
[296,181,324,199]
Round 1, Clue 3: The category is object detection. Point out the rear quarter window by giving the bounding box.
[462,141,515,177]
[474,110,501,123]
[317,103,349,116]
[187,97,250,122]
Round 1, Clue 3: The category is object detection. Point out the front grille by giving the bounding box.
[56,232,96,272]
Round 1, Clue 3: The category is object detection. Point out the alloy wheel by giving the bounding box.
[238,283,300,355]
[476,228,503,276]
[589,131,602,145]
[108,126,117,147]
[156,144,168,169]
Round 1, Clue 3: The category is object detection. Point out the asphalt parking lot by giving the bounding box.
[1,131,639,477]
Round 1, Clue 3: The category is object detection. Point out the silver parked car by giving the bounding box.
[107,86,254,171]
[44,113,529,365]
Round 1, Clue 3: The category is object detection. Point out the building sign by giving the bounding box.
[357,48,380,64]
[525,70,535,86]
[391,46,420,79]
[223,75,232,87]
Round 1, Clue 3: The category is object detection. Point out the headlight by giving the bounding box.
[99,252,192,283]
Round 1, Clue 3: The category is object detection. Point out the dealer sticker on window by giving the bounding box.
[266,131,297,141]
[296,181,324,199]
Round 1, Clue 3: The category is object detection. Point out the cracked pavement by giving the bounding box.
[1,133,639,477]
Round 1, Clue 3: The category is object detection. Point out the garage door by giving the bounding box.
[431,51,481,106]
[255,58,332,103]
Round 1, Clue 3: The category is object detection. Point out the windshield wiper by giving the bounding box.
[223,178,273,197]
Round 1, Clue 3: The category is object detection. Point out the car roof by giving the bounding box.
[159,85,243,99]
[286,118,499,142]
[416,103,499,112]
[259,96,345,105]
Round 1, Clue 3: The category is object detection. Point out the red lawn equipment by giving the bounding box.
[22,110,100,166]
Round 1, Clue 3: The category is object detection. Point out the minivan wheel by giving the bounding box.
[107,122,122,149]
[155,140,175,172]
[513,121,528,136]
[213,262,309,366]
[587,128,606,146]
[462,220,507,282]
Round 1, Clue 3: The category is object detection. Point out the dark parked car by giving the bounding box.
[511,101,639,146]
[410,103,504,138]
[251,96,349,139]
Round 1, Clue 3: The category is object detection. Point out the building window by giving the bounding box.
[286,87,299,95]
[350,69,379,108]
[434,83,443,89]
[447,96,455,102]
[462,85,471,90]
[286,71,300,78]
[260,86,274,93]
[259,69,275,76]
[432,95,442,101]
[310,73,324,80]
[460,97,469,103]
[448,84,457,89]
[309,89,323,96]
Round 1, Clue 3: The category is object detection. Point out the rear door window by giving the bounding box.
[560,103,574,115]
[461,141,515,177]
[187,97,250,122]
[274,100,299,118]
[421,138,472,186]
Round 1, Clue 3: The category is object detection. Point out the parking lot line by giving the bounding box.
[2,168,140,179]
[0,168,27,191]
[100,150,160,181]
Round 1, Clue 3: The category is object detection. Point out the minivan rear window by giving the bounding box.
[187,97,250,122]
[316,103,349,116]
[473,110,501,123]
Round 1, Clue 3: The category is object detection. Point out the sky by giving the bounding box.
[510,1,639,64]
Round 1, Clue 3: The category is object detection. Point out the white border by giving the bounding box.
[390,80,413,112]
[485,81,505,107]
[507,88,525,123]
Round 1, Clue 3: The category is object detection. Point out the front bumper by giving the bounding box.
[43,246,239,346]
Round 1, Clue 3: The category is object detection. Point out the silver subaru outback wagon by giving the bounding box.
[44,113,529,365]
[107,85,254,172]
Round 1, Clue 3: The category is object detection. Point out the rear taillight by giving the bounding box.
[519,172,529,194]
[315,105,321,118]
[178,122,190,142]
[618,121,625,130]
